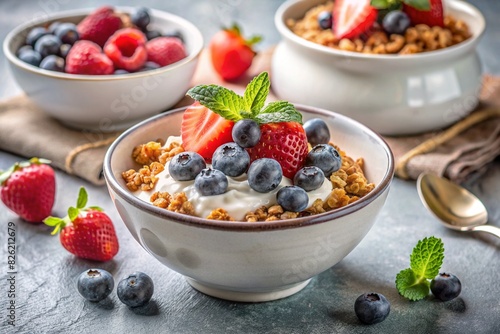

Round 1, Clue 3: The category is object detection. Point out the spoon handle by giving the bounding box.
[472,225,500,239]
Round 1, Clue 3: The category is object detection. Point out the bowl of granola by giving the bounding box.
[103,74,394,302]
[271,0,485,135]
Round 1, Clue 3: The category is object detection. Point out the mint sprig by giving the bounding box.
[186,72,303,125]
[395,236,444,301]
[371,0,430,11]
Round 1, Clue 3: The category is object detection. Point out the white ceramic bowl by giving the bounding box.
[103,105,394,302]
[272,0,485,135]
[3,7,203,132]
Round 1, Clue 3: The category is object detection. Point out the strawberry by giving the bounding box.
[146,37,187,67]
[44,187,119,262]
[77,6,122,47]
[403,0,444,27]
[181,102,234,162]
[0,158,55,223]
[65,40,114,75]
[333,0,378,39]
[104,28,148,72]
[246,122,308,179]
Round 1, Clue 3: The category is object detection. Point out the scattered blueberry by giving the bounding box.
[354,293,390,325]
[303,118,330,146]
[232,119,261,148]
[277,186,309,212]
[169,151,206,181]
[145,29,162,41]
[114,69,130,75]
[431,273,462,302]
[77,269,114,302]
[48,21,62,34]
[305,144,342,177]
[164,30,184,43]
[247,158,283,193]
[39,55,65,72]
[212,142,250,177]
[26,27,49,46]
[17,45,33,57]
[131,7,151,31]
[54,22,79,45]
[18,49,42,67]
[195,168,228,196]
[293,166,325,192]
[117,272,154,308]
[34,34,62,58]
[382,10,411,35]
[59,43,72,58]
[317,11,333,30]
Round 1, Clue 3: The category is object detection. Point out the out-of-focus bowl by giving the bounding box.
[3,7,203,132]
[103,105,394,302]
[272,0,485,135]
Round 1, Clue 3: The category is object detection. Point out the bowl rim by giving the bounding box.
[275,0,486,61]
[103,104,395,232]
[2,6,204,81]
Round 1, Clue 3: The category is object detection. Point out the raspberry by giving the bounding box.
[146,37,187,67]
[77,6,122,47]
[104,28,147,72]
[65,40,114,75]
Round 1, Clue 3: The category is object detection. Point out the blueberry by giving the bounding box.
[39,55,65,72]
[305,144,341,177]
[114,69,130,75]
[382,10,411,35]
[48,21,62,34]
[195,168,228,196]
[26,27,49,46]
[431,273,462,301]
[17,45,33,57]
[164,30,184,43]
[354,293,390,325]
[145,29,162,41]
[18,49,42,67]
[169,151,206,181]
[303,118,330,146]
[54,22,79,45]
[131,7,151,31]
[293,166,325,192]
[317,11,333,30]
[247,158,283,193]
[77,269,114,302]
[232,119,261,148]
[277,186,309,212]
[212,142,250,177]
[34,34,62,58]
[59,44,72,58]
[138,61,161,72]
[117,272,154,308]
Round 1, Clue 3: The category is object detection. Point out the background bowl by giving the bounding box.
[272,0,485,135]
[3,7,203,132]
[103,105,394,302]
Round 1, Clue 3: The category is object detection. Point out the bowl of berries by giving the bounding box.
[3,6,203,131]
[271,0,485,135]
[103,72,394,302]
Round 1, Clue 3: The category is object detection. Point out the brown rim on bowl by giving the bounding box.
[103,105,395,232]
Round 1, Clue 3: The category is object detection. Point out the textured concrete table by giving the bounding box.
[1,1,499,333]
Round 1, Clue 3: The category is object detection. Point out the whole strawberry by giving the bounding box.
[44,187,119,262]
[65,40,114,75]
[403,0,444,27]
[77,6,122,47]
[0,158,55,223]
[146,37,187,67]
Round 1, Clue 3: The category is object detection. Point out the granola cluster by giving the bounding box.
[287,1,471,55]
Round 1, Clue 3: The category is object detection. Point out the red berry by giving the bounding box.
[104,28,147,72]
[77,6,122,47]
[146,37,187,67]
[65,40,114,75]
[0,158,55,223]
[403,0,444,27]
[333,0,378,40]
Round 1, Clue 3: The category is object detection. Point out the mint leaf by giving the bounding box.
[76,187,88,209]
[410,236,444,280]
[403,0,430,11]
[243,72,269,116]
[187,85,244,122]
[396,268,431,301]
[256,101,302,124]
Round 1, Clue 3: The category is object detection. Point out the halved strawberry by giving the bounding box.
[403,0,444,27]
[333,0,378,40]
[181,102,234,162]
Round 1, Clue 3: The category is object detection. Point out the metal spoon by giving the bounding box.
[417,173,500,238]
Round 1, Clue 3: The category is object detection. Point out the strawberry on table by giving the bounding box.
[44,187,119,262]
[334,0,378,39]
[403,0,444,27]
[77,6,122,47]
[0,157,55,223]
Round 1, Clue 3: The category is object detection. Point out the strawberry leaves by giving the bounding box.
[371,0,430,11]
[0,157,51,185]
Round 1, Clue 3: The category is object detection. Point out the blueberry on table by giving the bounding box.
[39,55,65,72]
[131,7,151,31]
[305,144,342,177]
[54,22,79,45]
[293,166,325,192]
[383,10,411,35]
[247,158,283,193]
[117,272,154,308]
[169,151,206,181]
[303,118,330,147]
[232,119,261,148]
[34,34,62,58]
[431,273,462,301]
[26,26,49,46]
[212,142,250,177]
[354,293,390,325]
[195,168,228,196]
[18,49,42,67]
[77,269,114,302]
[277,186,309,212]
[317,11,333,30]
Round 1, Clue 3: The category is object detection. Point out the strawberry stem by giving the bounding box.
[0,157,52,186]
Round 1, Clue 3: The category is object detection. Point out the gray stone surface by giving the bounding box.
[1,1,500,333]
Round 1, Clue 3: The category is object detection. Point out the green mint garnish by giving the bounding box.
[186,72,303,125]
[371,0,430,11]
[395,236,444,301]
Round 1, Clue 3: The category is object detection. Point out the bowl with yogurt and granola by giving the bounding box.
[103,72,394,302]
[272,0,485,135]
